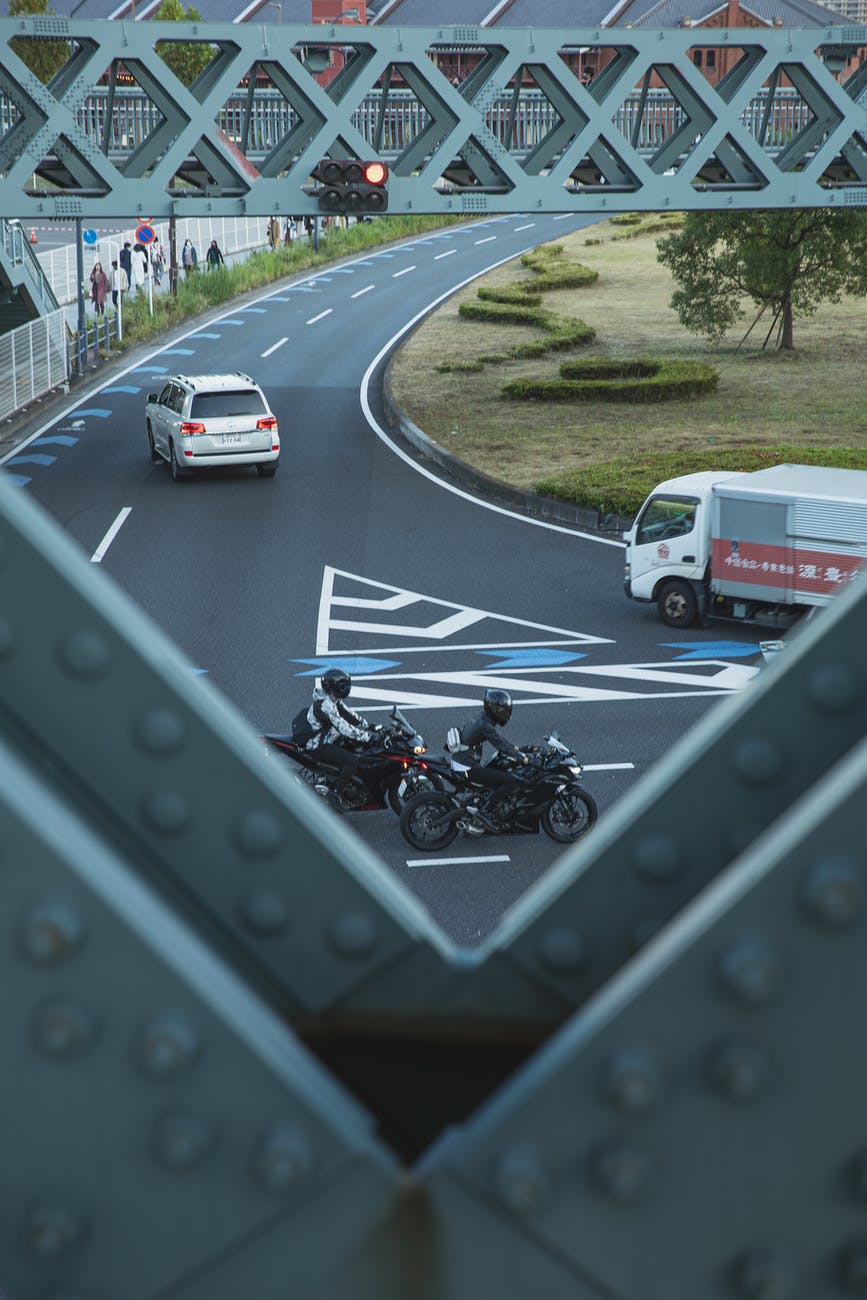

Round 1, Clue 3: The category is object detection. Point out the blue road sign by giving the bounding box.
[135,223,155,245]
[82,228,98,244]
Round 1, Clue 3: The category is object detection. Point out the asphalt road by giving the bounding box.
[5,213,763,944]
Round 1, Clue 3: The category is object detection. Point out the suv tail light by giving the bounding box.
[179,421,206,436]
[257,416,278,431]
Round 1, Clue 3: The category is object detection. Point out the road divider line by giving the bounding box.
[434,249,457,260]
[405,854,511,868]
[91,507,131,563]
[474,236,497,245]
[261,337,288,357]
[307,309,333,323]
[351,285,375,299]
[514,223,535,231]
[583,762,635,771]
[392,266,416,278]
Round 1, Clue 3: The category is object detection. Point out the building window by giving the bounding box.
[706,48,716,68]
[693,49,703,66]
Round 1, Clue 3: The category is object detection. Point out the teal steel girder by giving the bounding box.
[1,445,867,1294]
[0,18,866,218]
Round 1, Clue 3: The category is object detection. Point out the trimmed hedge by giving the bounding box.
[477,285,543,306]
[503,357,718,402]
[457,299,596,357]
[520,245,599,290]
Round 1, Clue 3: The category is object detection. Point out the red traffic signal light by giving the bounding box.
[311,158,389,214]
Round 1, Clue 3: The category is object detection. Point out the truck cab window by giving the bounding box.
[636,497,697,545]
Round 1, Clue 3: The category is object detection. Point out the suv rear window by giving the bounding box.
[190,390,267,418]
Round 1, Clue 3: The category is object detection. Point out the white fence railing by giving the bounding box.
[37,215,267,307]
[0,309,68,422]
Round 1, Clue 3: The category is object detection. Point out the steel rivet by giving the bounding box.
[718,941,782,1006]
[134,706,187,755]
[251,1126,312,1194]
[328,912,376,958]
[604,1051,661,1115]
[142,790,191,835]
[839,1241,867,1294]
[495,1146,548,1214]
[732,737,783,785]
[591,1143,652,1202]
[33,1000,96,1058]
[240,890,290,935]
[808,662,860,713]
[135,1013,200,1080]
[23,1204,86,1260]
[801,859,862,926]
[151,1110,214,1172]
[0,616,16,658]
[632,833,684,881]
[538,927,586,973]
[57,628,111,678]
[708,1042,772,1102]
[234,809,284,857]
[20,900,84,964]
[732,1246,791,1299]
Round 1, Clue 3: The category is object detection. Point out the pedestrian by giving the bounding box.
[130,241,147,295]
[181,238,198,276]
[268,216,280,250]
[119,240,132,285]
[150,239,165,286]
[303,215,314,239]
[283,216,295,246]
[206,238,224,270]
[89,260,110,316]
[110,258,128,309]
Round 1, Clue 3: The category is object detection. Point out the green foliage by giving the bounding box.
[657,209,867,350]
[611,217,684,241]
[503,357,718,402]
[435,360,485,373]
[154,0,215,86]
[457,297,595,359]
[477,285,543,306]
[535,445,867,518]
[520,245,598,290]
[609,213,644,226]
[459,299,547,327]
[9,0,69,83]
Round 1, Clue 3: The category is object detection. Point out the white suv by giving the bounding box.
[145,373,280,481]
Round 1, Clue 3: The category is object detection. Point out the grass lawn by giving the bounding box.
[389,218,867,515]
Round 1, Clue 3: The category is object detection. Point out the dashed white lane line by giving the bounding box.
[307,308,333,323]
[392,266,416,278]
[474,236,497,245]
[405,854,511,868]
[434,249,457,260]
[351,285,375,299]
[91,506,131,563]
[514,223,535,232]
[261,336,288,357]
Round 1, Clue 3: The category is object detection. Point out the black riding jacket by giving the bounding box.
[459,712,523,765]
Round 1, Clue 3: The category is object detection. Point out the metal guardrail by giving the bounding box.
[0,308,68,422]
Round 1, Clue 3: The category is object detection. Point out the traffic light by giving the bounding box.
[311,158,389,214]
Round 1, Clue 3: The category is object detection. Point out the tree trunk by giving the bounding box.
[779,291,794,350]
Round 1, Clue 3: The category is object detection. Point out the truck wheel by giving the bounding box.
[657,579,697,628]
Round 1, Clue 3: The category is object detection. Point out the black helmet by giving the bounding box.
[483,688,512,725]
[321,667,351,699]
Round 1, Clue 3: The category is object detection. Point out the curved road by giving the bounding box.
[5,213,761,943]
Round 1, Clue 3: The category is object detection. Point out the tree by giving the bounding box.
[9,0,70,85]
[656,209,867,351]
[154,0,214,87]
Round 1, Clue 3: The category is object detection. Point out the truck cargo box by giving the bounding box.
[710,464,867,607]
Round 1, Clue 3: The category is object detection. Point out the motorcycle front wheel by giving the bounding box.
[541,788,598,842]
[399,792,459,851]
[386,772,441,816]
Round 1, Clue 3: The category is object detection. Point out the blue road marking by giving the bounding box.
[354,261,375,267]
[219,319,246,325]
[131,365,169,374]
[479,649,587,669]
[36,435,78,447]
[73,407,112,417]
[239,306,268,312]
[161,348,196,355]
[372,252,395,258]
[101,385,141,394]
[292,656,401,676]
[329,267,355,274]
[308,278,333,284]
[662,641,760,660]
[188,332,221,339]
[8,453,56,467]
[5,474,31,487]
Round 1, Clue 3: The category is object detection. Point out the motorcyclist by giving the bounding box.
[456,689,529,824]
[305,667,381,800]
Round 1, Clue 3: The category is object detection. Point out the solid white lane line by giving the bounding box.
[261,336,288,357]
[584,763,635,771]
[434,249,457,260]
[475,236,497,245]
[351,285,375,299]
[91,507,131,563]
[307,309,333,323]
[405,855,511,867]
[514,223,535,231]
[392,266,416,278]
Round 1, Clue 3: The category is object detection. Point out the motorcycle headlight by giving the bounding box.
[413,744,426,755]
[568,764,583,777]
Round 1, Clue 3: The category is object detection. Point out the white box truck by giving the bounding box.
[623,463,867,628]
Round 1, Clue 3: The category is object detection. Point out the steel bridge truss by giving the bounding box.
[0,18,866,217]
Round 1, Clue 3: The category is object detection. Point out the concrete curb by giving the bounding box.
[382,354,632,539]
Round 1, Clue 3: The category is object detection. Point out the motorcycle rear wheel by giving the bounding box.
[386,772,441,816]
[541,788,598,842]
[399,792,459,851]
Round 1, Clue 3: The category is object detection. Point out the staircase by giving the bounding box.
[0,219,60,334]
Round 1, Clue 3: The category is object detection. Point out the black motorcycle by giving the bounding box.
[261,705,440,814]
[398,733,598,851]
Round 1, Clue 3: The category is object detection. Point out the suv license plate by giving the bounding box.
[222,433,242,445]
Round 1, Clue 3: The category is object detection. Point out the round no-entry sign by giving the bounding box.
[135,223,156,245]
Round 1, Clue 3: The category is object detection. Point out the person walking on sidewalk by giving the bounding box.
[206,238,224,270]
[119,241,132,286]
[110,259,128,310]
[150,239,165,286]
[181,238,198,276]
[89,261,110,316]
